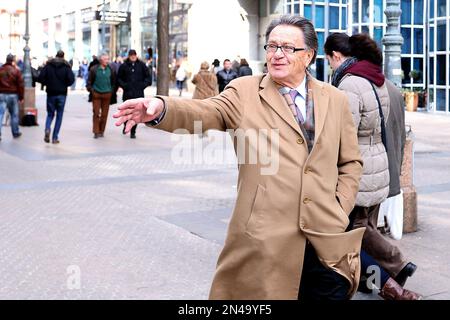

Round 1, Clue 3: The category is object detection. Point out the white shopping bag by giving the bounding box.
[378,191,404,240]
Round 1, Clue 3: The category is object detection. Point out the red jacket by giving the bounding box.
[0,63,24,100]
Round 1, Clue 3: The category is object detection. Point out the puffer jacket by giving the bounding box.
[338,73,390,207]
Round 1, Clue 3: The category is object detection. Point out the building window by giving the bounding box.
[401,28,411,54]
[361,0,369,23]
[401,58,411,84]
[430,26,434,51]
[341,7,347,30]
[430,0,434,19]
[436,89,446,111]
[374,26,383,47]
[436,21,446,51]
[374,0,383,23]
[316,5,325,29]
[437,0,446,17]
[401,0,412,24]
[429,57,434,85]
[413,58,423,83]
[317,31,324,56]
[315,58,324,81]
[304,4,312,20]
[436,55,446,85]
[352,0,358,23]
[329,6,339,29]
[414,0,423,24]
[413,29,423,54]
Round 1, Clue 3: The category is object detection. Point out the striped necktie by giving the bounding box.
[289,89,305,124]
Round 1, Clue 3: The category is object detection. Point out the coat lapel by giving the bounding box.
[259,74,303,137]
[309,75,329,144]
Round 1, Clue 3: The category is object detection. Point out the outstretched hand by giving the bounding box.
[113,97,164,133]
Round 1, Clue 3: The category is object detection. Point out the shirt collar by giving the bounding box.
[295,77,307,99]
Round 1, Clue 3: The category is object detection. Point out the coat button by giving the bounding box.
[297,137,304,144]
[304,167,312,174]
[303,198,311,204]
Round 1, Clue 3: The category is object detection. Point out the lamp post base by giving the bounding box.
[20,87,38,126]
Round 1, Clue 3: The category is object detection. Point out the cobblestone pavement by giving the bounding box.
[0,87,449,299]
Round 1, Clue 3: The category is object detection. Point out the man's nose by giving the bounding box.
[273,48,285,59]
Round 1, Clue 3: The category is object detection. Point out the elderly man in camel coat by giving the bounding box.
[113,15,364,300]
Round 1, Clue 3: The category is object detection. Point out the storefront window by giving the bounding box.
[436,89,445,111]
[374,0,383,23]
[401,0,412,24]
[401,28,411,54]
[413,28,423,54]
[437,21,446,51]
[315,5,325,28]
[329,6,339,29]
[401,57,411,84]
[436,55,446,85]
[341,7,347,30]
[414,0,423,24]
[437,0,446,17]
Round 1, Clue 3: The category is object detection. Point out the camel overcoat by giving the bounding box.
[153,74,365,299]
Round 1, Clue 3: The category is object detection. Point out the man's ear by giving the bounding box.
[306,49,315,66]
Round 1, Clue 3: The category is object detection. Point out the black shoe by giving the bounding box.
[52,139,60,144]
[394,262,417,287]
[13,132,22,138]
[99,133,104,138]
[94,133,99,139]
[44,130,50,143]
[130,133,136,139]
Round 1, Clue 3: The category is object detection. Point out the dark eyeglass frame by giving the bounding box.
[263,44,307,54]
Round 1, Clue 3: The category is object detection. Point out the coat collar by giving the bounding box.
[259,72,329,145]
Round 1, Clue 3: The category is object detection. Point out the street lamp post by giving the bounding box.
[23,0,32,88]
[101,0,106,54]
[382,0,403,87]
[22,0,37,125]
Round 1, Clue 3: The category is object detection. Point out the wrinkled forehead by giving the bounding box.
[267,24,305,46]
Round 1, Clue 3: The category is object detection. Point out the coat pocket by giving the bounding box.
[245,184,266,237]
[302,227,366,297]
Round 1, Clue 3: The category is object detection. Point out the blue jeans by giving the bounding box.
[45,95,67,140]
[0,93,20,137]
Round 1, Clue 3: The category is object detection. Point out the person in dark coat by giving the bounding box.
[216,59,238,93]
[37,50,75,144]
[86,53,118,139]
[238,58,253,77]
[117,49,152,139]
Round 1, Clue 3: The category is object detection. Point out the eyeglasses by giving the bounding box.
[264,44,307,54]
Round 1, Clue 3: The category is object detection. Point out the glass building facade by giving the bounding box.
[279,0,448,113]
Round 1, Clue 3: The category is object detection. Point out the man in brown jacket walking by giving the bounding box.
[0,54,24,141]
[113,16,364,300]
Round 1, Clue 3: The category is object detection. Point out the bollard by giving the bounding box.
[400,125,417,233]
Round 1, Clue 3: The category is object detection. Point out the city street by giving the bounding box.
[0,87,449,300]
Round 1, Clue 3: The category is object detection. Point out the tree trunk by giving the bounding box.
[157,0,170,96]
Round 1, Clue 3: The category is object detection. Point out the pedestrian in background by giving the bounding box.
[238,58,253,77]
[325,32,420,300]
[0,54,23,141]
[38,50,75,144]
[175,59,189,97]
[117,49,152,139]
[216,59,238,93]
[211,58,221,74]
[79,59,89,88]
[191,61,218,100]
[87,53,118,139]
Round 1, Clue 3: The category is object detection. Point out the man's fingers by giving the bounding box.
[114,113,135,126]
[124,119,136,133]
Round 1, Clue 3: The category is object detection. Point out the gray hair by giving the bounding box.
[265,15,318,66]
